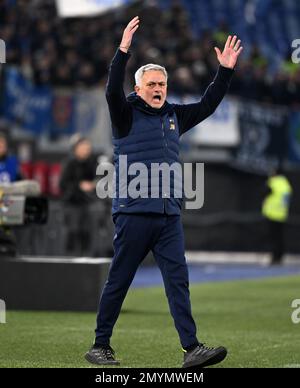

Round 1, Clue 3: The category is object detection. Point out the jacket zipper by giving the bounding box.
[161,117,167,214]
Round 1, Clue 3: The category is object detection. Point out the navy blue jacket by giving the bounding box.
[106,49,234,215]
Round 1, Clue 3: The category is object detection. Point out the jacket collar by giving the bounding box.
[127,92,173,116]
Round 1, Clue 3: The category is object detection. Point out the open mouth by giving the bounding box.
[153,95,161,102]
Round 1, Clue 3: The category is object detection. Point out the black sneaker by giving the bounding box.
[182,343,227,368]
[85,345,120,366]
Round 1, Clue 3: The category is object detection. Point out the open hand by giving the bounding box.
[120,16,140,53]
[214,35,243,69]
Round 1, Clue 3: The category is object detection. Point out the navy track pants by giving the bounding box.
[95,213,198,348]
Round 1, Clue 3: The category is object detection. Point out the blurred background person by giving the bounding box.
[0,132,22,184]
[59,134,100,257]
[262,168,293,265]
[0,132,23,257]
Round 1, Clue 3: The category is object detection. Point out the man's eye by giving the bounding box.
[147,82,166,88]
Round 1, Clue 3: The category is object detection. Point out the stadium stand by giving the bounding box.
[0,0,300,256]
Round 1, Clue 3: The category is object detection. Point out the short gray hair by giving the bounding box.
[135,64,168,86]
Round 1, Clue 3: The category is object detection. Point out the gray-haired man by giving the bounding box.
[85,16,243,368]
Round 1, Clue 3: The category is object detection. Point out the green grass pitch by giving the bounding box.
[0,275,299,368]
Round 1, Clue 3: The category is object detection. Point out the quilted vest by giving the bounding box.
[112,106,183,215]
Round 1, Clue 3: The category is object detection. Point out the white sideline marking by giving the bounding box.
[185,251,300,266]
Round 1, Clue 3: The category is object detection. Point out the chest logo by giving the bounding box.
[169,118,176,130]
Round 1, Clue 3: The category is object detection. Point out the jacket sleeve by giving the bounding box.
[105,49,133,139]
[59,160,80,202]
[173,65,234,136]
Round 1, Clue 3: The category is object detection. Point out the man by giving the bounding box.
[60,135,100,256]
[85,16,243,368]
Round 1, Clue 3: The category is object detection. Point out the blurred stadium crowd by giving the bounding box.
[0,0,299,105]
[0,0,300,258]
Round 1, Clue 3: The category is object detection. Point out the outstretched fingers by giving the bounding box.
[224,35,232,50]
[214,47,222,58]
[235,46,243,56]
[230,35,237,49]
[130,24,139,34]
[120,16,140,51]
[127,16,139,31]
[233,39,241,52]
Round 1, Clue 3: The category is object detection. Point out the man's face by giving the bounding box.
[74,140,92,160]
[134,70,167,109]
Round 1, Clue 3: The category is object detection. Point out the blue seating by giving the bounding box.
[161,0,300,63]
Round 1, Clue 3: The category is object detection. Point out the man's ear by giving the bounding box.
[134,85,140,94]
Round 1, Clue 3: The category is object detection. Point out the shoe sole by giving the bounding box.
[84,353,120,366]
[182,347,227,368]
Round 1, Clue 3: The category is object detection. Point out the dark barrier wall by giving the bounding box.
[182,163,300,252]
[12,163,300,255]
[0,257,110,311]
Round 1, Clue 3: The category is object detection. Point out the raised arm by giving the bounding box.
[119,16,140,54]
[174,35,243,135]
[105,17,140,139]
